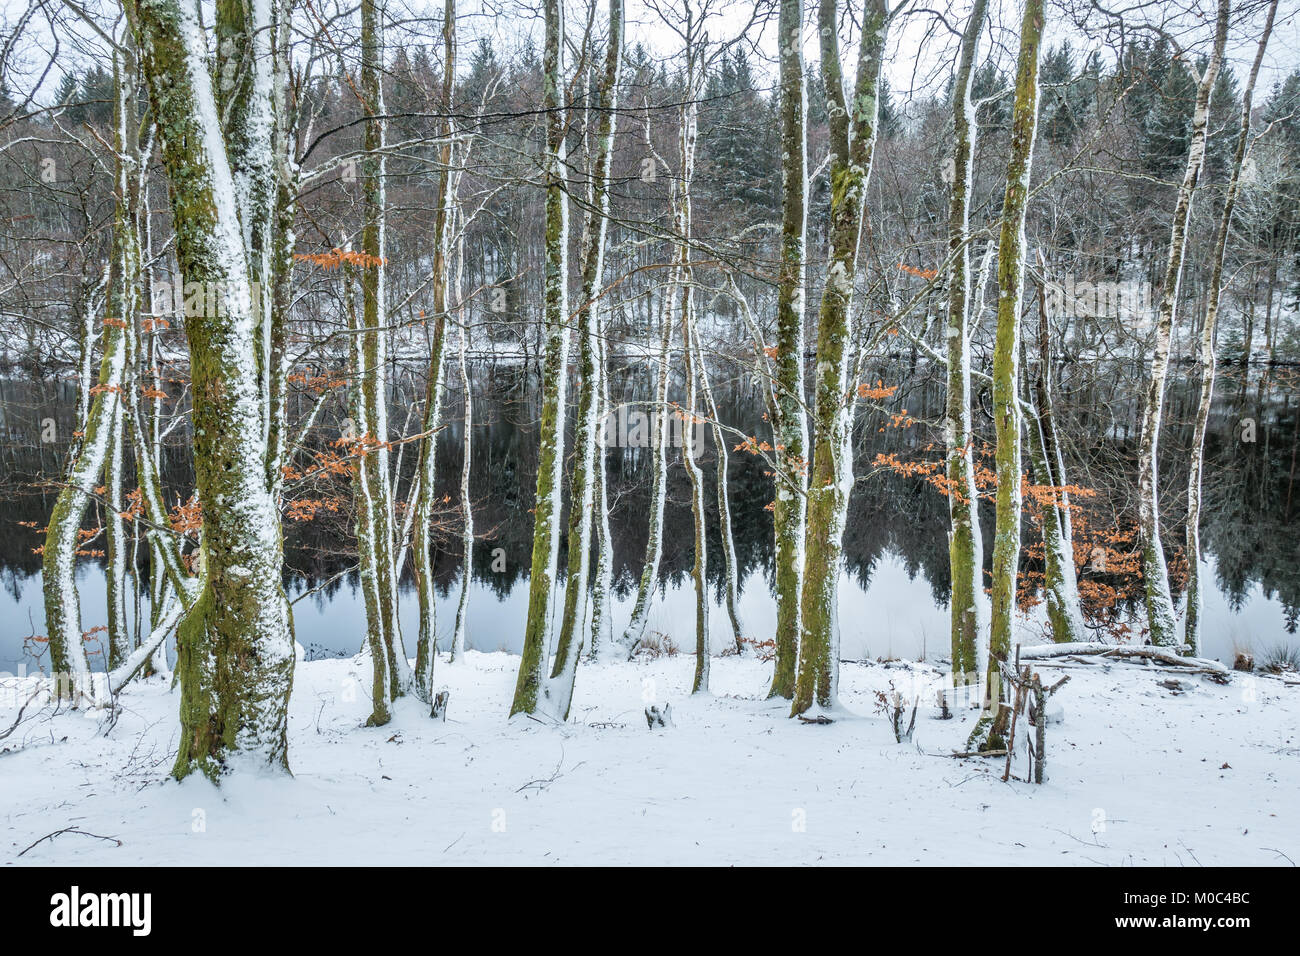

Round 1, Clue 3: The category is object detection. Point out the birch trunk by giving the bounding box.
[1026,277,1084,643]
[42,41,141,699]
[125,0,295,778]
[769,0,809,698]
[986,0,1044,743]
[589,323,617,660]
[1187,0,1273,655]
[674,89,709,694]
[450,315,473,662]
[694,324,744,652]
[1138,0,1228,648]
[618,292,672,654]
[944,0,989,691]
[791,0,888,716]
[413,0,458,697]
[551,0,623,716]
[361,0,407,695]
[511,0,571,715]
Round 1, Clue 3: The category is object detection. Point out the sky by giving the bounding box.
[4,0,1297,111]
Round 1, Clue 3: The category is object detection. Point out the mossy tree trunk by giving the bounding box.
[791,0,888,717]
[769,0,809,698]
[944,0,989,693]
[125,0,296,779]
[983,0,1045,747]
[511,0,570,716]
[360,0,408,702]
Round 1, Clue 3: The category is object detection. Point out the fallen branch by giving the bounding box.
[1017,642,1229,681]
[18,826,122,857]
[797,714,834,725]
[0,687,44,742]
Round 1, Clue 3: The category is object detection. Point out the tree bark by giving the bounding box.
[985,0,1045,745]
[550,0,624,717]
[769,0,809,698]
[511,0,571,716]
[1186,0,1275,655]
[792,0,888,716]
[944,0,989,692]
[1138,0,1228,648]
[125,0,295,779]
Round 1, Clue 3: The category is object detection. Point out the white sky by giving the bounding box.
[4,0,1297,110]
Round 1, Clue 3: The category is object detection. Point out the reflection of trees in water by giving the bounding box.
[0,361,1296,630]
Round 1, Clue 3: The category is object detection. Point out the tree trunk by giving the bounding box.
[450,217,473,663]
[619,292,673,654]
[549,0,623,717]
[511,0,571,716]
[413,0,458,697]
[126,0,295,779]
[985,0,1045,746]
[1138,0,1228,648]
[769,0,809,698]
[792,0,888,716]
[674,88,709,695]
[1187,0,1275,655]
[695,324,744,653]
[944,0,990,693]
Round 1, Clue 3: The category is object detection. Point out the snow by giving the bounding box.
[3,651,1296,865]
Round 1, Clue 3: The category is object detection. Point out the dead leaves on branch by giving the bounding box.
[294,249,386,271]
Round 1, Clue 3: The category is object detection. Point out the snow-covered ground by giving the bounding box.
[2,651,1297,866]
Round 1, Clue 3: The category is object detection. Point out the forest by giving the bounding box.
[0,0,1298,868]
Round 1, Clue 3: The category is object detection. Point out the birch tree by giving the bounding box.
[769,0,809,698]
[551,0,624,716]
[985,0,1044,744]
[42,41,135,702]
[588,320,617,660]
[618,294,672,654]
[450,216,473,663]
[1027,281,1082,643]
[1137,0,1227,648]
[791,0,888,716]
[694,324,744,653]
[1187,0,1275,654]
[350,0,409,723]
[676,99,710,695]
[124,0,296,778]
[943,0,989,691]
[413,0,459,699]
[511,0,571,716]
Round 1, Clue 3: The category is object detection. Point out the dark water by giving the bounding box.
[1,357,1297,674]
